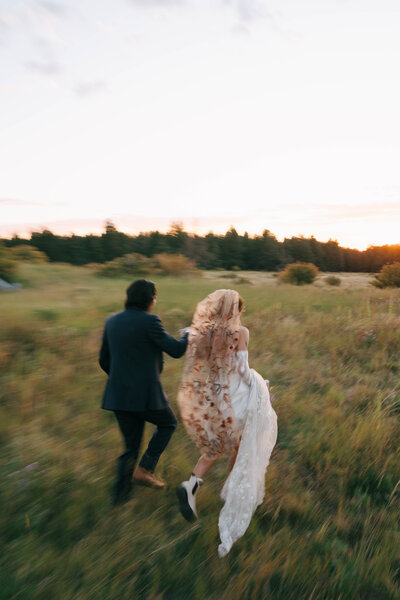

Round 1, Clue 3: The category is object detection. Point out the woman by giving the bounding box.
[176,289,277,557]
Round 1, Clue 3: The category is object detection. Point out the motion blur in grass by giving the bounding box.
[1,262,399,599]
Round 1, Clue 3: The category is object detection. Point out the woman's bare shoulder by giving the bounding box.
[237,326,249,349]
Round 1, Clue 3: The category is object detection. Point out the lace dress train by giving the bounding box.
[218,351,278,557]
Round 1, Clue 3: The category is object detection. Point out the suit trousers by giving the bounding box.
[113,407,177,500]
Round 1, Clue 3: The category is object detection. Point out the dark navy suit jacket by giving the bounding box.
[99,307,188,411]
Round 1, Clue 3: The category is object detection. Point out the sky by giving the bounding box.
[1,0,400,250]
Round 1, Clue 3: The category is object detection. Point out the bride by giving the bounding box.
[176,289,278,557]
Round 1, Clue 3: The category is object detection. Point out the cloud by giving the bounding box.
[266,201,400,226]
[20,2,67,44]
[37,1,68,17]
[0,13,11,44]
[231,22,250,36]
[0,1,68,69]
[127,0,270,21]
[128,0,184,6]
[230,0,279,28]
[0,14,8,32]
[26,60,63,76]
[235,0,264,21]
[0,198,20,205]
[0,198,66,207]
[307,202,400,222]
[74,80,109,97]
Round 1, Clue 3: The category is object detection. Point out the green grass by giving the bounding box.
[1,263,399,600]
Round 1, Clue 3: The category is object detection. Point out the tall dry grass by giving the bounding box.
[0,263,399,599]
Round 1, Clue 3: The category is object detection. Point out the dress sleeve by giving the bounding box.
[236,351,252,386]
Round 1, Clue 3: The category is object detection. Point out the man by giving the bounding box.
[99,279,188,506]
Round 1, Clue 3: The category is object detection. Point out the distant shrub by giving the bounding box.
[372,262,400,288]
[96,261,121,278]
[10,245,48,262]
[0,243,17,283]
[236,276,252,285]
[97,253,153,278]
[279,262,319,285]
[97,252,200,278]
[231,265,241,272]
[325,275,341,286]
[152,253,200,277]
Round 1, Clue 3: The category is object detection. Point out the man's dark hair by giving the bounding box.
[125,279,156,311]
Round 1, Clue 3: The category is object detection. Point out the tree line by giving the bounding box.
[2,222,400,272]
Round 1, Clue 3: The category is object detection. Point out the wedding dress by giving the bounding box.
[177,289,277,556]
[217,350,278,557]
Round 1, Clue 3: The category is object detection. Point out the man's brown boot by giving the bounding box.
[133,466,166,489]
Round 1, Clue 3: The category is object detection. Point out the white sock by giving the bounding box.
[188,473,202,494]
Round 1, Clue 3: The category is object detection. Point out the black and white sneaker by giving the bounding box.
[176,475,202,522]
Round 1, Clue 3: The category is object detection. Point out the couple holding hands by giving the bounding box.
[99,279,277,557]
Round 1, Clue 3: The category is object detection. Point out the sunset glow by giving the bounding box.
[1,0,399,251]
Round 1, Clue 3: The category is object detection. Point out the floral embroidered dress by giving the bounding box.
[177,290,278,556]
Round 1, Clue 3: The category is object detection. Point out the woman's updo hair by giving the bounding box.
[238,296,244,313]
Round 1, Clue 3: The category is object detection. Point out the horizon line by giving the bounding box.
[1,221,399,253]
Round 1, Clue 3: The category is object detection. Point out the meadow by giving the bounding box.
[0,263,399,600]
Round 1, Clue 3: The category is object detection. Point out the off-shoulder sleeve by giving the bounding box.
[236,351,252,386]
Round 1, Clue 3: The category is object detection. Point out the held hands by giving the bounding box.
[179,327,191,336]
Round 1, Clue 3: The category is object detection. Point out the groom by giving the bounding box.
[99,279,189,506]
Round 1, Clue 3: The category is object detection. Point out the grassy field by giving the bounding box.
[1,263,399,600]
